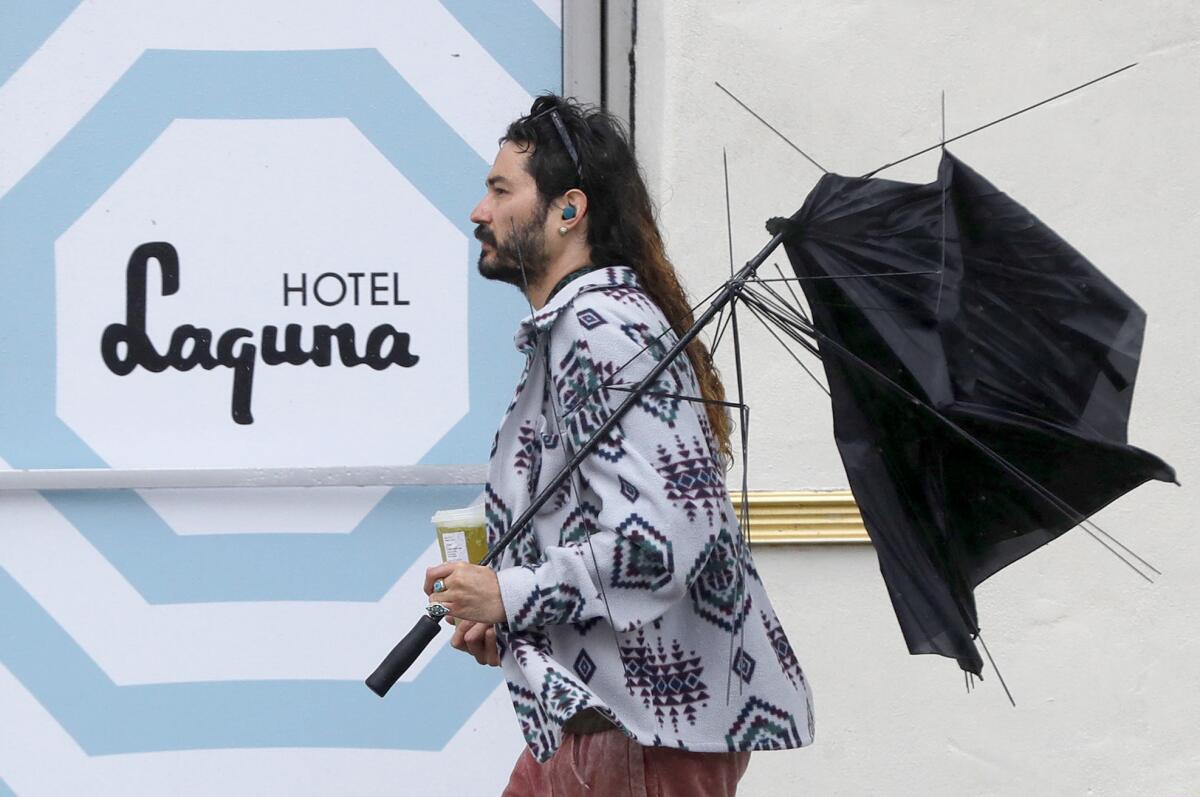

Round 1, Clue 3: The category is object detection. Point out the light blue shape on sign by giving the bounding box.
[0,567,501,753]
[0,0,85,89]
[48,485,481,602]
[0,775,14,796]
[441,0,561,97]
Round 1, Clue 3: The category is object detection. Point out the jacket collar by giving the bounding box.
[514,265,639,353]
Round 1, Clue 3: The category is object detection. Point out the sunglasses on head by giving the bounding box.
[528,106,583,184]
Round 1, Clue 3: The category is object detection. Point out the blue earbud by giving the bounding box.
[562,205,577,220]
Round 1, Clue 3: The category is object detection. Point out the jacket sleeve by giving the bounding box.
[496,289,734,634]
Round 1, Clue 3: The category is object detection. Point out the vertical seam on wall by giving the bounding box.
[599,0,609,107]
[629,0,638,153]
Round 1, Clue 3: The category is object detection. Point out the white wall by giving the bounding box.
[634,2,1199,794]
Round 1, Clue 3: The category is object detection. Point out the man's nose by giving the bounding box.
[469,198,489,225]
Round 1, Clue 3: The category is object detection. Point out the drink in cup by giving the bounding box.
[431,504,488,564]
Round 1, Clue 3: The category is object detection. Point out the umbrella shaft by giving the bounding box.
[480,231,787,566]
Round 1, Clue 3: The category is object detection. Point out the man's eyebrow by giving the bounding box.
[486,175,511,188]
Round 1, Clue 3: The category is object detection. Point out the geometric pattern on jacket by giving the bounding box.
[488,266,814,762]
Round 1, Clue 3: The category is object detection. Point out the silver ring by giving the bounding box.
[426,603,449,619]
[432,579,446,593]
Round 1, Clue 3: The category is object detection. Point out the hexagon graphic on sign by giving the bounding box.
[58,117,468,471]
[1,48,525,473]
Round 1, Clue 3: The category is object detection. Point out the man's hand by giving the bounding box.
[423,561,507,625]
[450,619,501,666]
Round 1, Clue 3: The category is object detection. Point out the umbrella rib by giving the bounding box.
[749,274,929,319]
[606,385,744,409]
[763,278,1142,320]
[711,302,728,353]
[742,280,814,335]
[742,273,802,317]
[976,633,1016,707]
[741,280,800,323]
[748,306,816,352]
[1085,523,1162,575]
[862,63,1138,178]
[714,81,828,174]
[937,88,948,314]
[710,306,737,356]
[738,286,823,361]
[745,298,822,362]
[725,148,737,280]
[1076,527,1156,583]
[741,300,831,397]
[794,300,940,314]
[742,295,817,356]
[724,148,752,704]
[751,307,817,353]
[773,263,812,324]
[741,287,809,337]
[555,280,727,425]
[753,271,941,283]
[748,272,810,324]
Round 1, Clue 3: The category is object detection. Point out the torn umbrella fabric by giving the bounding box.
[776,150,1175,675]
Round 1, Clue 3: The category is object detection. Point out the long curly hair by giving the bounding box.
[503,94,732,462]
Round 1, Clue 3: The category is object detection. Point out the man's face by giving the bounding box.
[469,141,551,289]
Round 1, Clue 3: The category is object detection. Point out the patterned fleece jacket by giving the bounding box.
[487,266,814,763]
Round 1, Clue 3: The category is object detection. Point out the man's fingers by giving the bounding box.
[449,619,476,651]
[464,621,488,661]
[485,626,500,667]
[423,561,463,595]
[461,622,501,666]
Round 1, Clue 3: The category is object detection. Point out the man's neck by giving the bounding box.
[527,247,594,309]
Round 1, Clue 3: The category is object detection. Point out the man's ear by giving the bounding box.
[559,188,588,225]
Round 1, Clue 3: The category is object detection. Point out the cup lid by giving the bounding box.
[431,504,486,526]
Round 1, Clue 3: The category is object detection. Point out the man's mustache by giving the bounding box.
[474,225,497,247]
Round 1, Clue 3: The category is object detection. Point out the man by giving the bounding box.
[423,95,813,796]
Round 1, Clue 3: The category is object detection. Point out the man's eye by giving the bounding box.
[494,188,507,195]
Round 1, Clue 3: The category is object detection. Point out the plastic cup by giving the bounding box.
[432,504,488,564]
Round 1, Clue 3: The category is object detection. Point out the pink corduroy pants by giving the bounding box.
[501,730,752,797]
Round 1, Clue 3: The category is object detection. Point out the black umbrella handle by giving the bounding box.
[365,614,443,697]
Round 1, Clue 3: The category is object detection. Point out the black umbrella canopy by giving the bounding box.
[776,150,1176,675]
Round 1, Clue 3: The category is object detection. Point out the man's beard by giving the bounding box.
[475,213,550,290]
